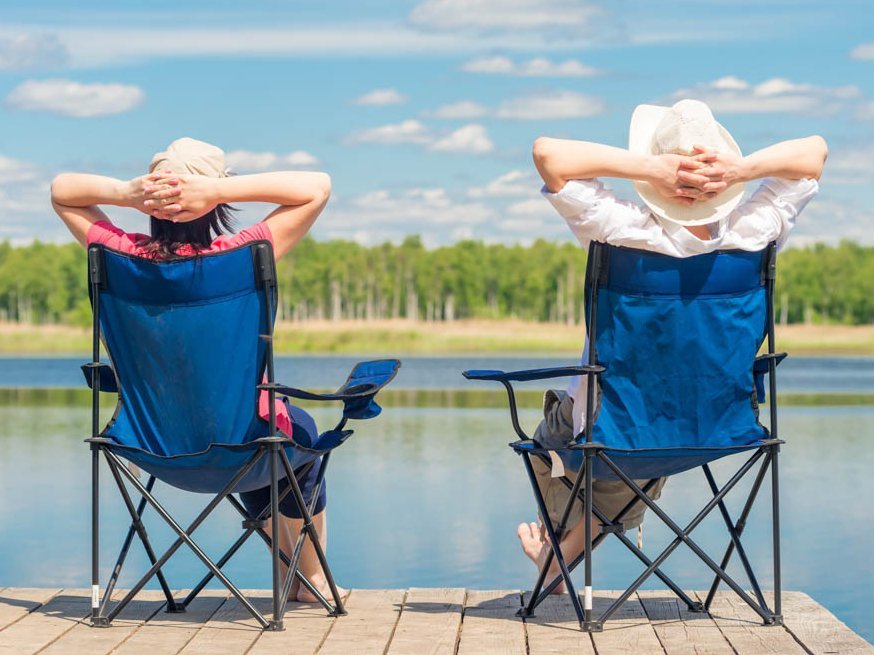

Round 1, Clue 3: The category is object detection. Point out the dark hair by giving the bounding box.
[143,204,237,259]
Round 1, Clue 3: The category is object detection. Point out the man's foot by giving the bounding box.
[295,581,350,604]
[517,521,544,562]
[517,521,566,594]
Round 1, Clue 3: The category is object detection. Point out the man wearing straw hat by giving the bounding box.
[519,99,827,592]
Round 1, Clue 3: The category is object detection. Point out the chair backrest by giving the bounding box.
[88,242,276,457]
[585,242,775,451]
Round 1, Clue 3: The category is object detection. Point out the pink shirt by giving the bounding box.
[87,220,294,438]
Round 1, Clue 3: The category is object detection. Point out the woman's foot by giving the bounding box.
[517,521,566,594]
[295,579,350,604]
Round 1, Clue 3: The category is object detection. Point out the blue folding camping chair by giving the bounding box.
[465,241,785,631]
[83,240,399,630]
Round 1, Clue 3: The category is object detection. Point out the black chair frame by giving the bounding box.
[465,242,784,631]
[85,244,352,631]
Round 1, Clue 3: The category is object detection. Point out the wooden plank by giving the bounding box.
[778,591,874,655]
[0,588,91,655]
[111,591,228,655]
[386,587,465,655]
[457,590,525,655]
[0,588,60,632]
[317,589,406,655]
[523,593,596,655]
[177,595,273,655]
[40,590,167,655]
[637,590,734,654]
[247,596,337,655]
[589,591,665,655]
[702,591,805,654]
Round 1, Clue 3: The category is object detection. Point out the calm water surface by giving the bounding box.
[0,357,872,642]
[3,354,874,392]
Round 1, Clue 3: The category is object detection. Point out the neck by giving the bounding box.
[685,224,712,240]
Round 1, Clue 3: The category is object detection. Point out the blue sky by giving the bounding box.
[1,0,872,246]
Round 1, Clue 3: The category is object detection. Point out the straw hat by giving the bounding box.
[629,99,744,226]
[149,137,228,178]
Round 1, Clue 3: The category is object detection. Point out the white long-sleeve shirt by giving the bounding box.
[542,176,820,437]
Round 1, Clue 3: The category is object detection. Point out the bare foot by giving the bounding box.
[295,580,350,604]
[517,521,544,562]
[517,521,566,594]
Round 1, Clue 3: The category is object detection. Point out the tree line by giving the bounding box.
[1,237,872,326]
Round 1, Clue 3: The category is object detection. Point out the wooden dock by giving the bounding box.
[0,587,870,654]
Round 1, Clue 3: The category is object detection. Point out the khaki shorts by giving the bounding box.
[531,390,667,532]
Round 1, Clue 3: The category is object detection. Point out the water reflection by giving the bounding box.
[0,395,871,642]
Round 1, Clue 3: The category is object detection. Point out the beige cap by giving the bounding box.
[149,137,228,178]
[629,99,744,226]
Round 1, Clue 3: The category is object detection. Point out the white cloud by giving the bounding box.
[0,155,44,184]
[354,88,407,106]
[856,101,874,121]
[496,90,605,120]
[346,119,432,145]
[0,33,67,70]
[226,150,320,172]
[0,24,600,69]
[711,75,749,91]
[499,198,569,239]
[347,120,495,155]
[468,170,539,198]
[321,187,494,244]
[824,147,874,186]
[789,198,874,246]
[426,101,488,119]
[429,124,494,154]
[462,56,600,77]
[6,79,144,118]
[850,43,874,60]
[409,0,603,33]
[672,77,862,115]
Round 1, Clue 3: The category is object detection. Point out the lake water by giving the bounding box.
[0,356,872,642]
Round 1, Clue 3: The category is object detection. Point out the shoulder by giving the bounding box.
[208,222,275,252]
[86,221,151,254]
[743,177,819,209]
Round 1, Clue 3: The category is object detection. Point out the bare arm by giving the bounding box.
[532,138,722,205]
[693,136,828,186]
[145,171,331,259]
[50,173,153,246]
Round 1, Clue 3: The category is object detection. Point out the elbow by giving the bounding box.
[532,137,560,187]
[532,137,554,169]
[808,135,828,180]
[50,173,73,204]
[314,172,331,205]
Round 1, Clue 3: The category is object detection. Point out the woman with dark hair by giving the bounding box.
[50,137,345,602]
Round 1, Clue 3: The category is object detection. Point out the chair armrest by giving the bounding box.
[262,358,401,420]
[261,383,380,402]
[463,365,604,383]
[81,363,119,393]
[753,352,788,403]
[462,365,604,440]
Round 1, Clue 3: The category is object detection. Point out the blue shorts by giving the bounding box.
[238,405,327,519]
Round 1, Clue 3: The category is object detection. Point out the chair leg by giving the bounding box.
[269,443,284,631]
[703,463,769,613]
[278,450,347,617]
[704,453,771,611]
[770,444,783,625]
[596,450,775,625]
[101,471,180,615]
[91,443,107,627]
[101,448,272,628]
[517,452,584,624]
[532,473,700,613]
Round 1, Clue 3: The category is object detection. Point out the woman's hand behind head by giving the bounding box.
[144,173,219,222]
